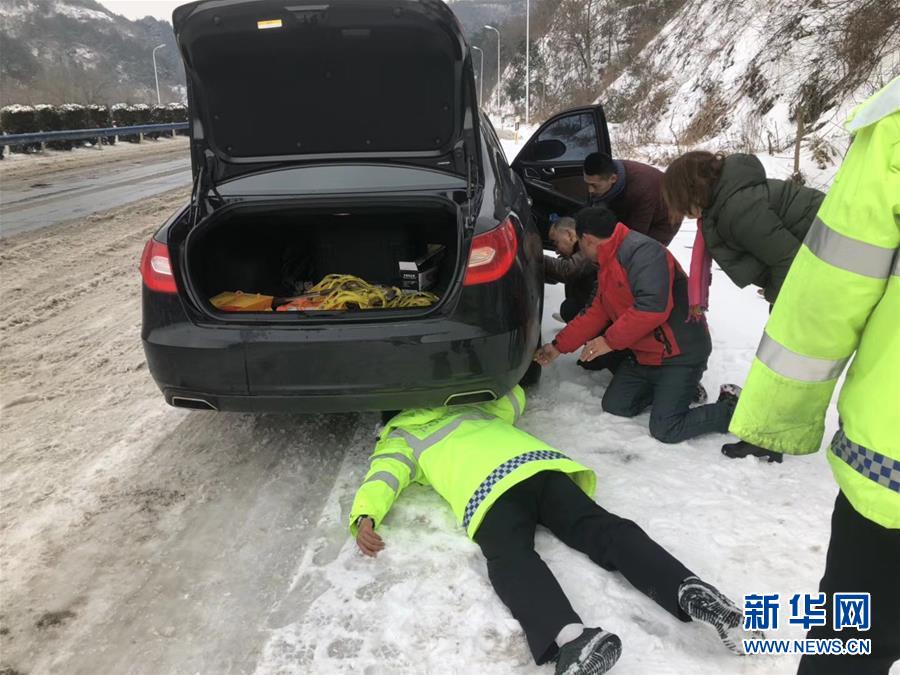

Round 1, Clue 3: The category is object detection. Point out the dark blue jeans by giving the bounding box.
[601,358,733,443]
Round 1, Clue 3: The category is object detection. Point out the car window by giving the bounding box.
[481,115,507,164]
[532,113,598,163]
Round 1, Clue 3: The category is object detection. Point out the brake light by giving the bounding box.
[464,218,518,286]
[140,239,177,294]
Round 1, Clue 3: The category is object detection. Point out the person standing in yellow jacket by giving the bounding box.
[350,386,762,674]
[730,77,900,675]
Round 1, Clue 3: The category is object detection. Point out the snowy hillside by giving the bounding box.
[599,0,899,176]
[0,0,185,105]
[491,0,897,184]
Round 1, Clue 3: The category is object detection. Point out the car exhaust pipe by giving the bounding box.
[170,396,218,411]
[443,390,496,406]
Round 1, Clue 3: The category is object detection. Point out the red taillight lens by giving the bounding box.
[463,217,518,286]
[140,239,177,294]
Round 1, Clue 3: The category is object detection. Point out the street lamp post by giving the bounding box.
[484,25,501,117]
[152,43,166,105]
[525,0,530,127]
[472,45,484,107]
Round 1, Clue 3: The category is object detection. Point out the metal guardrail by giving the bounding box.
[0,122,189,147]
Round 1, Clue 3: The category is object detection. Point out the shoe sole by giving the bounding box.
[559,632,622,675]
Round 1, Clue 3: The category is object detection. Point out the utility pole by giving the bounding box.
[525,0,530,127]
[472,46,484,107]
[152,43,166,105]
[484,25,501,117]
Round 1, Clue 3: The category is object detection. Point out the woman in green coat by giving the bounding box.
[662,152,824,462]
[663,151,824,305]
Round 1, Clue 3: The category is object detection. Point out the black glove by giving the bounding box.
[721,440,783,464]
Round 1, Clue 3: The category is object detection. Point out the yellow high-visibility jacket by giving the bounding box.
[730,77,900,529]
[349,386,596,539]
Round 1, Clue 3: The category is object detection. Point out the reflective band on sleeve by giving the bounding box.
[756,332,848,382]
[831,429,900,493]
[372,452,416,477]
[389,412,493,460]
[804,217,897,279]
[364,471,400,493]
[893,250,900,277]
[506,390,522,421]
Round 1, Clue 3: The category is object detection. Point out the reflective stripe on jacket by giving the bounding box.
[349,386,596,539]
[730,77,900,529]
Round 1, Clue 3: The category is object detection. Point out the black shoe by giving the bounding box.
[555,628,622,675]
[721,440,783,463]
[717,383,742,404]
[678,577,765,654]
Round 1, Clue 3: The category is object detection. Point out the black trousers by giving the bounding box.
[473,471,693,664]
[559,296,584,323]
[601,358,732,444]
[797,491,900,675]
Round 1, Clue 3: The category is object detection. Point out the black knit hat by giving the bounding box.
[575,205,618,239]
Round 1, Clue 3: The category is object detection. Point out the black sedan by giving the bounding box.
[141,0,611,413]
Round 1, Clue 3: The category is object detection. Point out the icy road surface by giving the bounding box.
[0,145,882,674]
[0,137,191,239]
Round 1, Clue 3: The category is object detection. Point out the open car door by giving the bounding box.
[511,105,611,243]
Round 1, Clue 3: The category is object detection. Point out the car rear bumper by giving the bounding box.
[143,294,535,413]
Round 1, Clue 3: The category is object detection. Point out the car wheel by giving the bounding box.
[519,359,542,388]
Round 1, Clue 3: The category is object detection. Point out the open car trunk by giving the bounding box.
[183,200,462,319]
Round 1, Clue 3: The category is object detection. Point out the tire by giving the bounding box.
[519,359,542,388]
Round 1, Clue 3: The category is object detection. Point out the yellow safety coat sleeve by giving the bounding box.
[730,81,900,457]
[348,433,423,537]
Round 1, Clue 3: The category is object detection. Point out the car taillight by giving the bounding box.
[140,239,177,294]
[463,217,518,286]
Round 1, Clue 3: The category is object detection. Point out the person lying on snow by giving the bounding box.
[350,386,763,675]
[535,206,748,448]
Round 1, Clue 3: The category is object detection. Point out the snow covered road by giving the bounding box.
[0,152,877,674]
[0,138,191,239]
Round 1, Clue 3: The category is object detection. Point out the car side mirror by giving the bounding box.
[528,139,566,162]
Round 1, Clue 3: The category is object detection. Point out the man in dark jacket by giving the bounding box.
[535,207,737,444]
[584,152,681,246]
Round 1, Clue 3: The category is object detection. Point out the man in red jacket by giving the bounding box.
[584,152,681,246]
[535,206,737,444]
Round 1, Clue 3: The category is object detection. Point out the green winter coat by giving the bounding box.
[349,386,596,539]
[701,154,825,303]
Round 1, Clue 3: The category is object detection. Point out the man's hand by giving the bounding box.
[687,305,706,322]
[579,336,612,362]
[533,343,561,367]
[356,518,384,557]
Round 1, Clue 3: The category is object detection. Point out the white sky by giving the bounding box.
[98,1,184,22]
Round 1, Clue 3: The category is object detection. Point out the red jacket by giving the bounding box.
[554,223,711,366]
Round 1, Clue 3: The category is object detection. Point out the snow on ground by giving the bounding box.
[251,136,842,674]
[0,131,881,675]
[251,230,838,675]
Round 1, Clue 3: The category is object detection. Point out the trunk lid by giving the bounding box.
[173,0,478,189]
